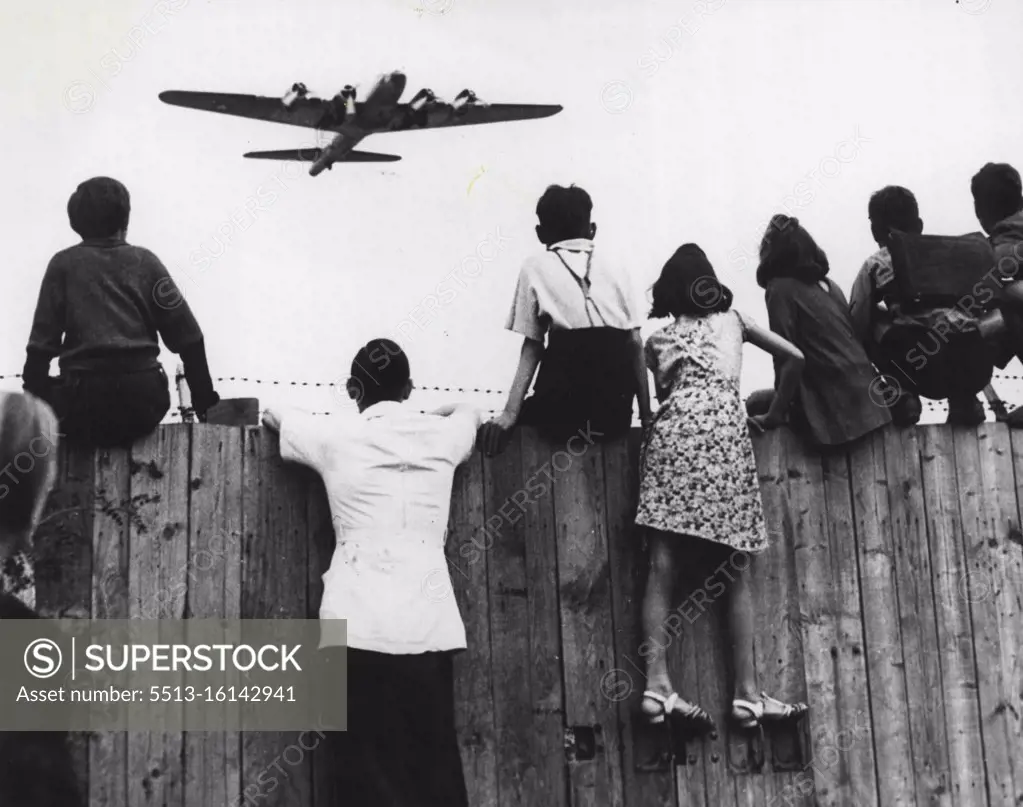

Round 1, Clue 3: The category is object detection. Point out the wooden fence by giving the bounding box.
[16,423,1023,806]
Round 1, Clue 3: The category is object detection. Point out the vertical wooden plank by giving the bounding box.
[954,425,1021,805]
[552,438,625,807]
[449,450,499,807]
[919,427,987,807]
[682,541,734,807]
[666,497,713,807]
[728,591,768,807]
[33,442,94,802]
[603,430,676,807]
[795,438,878,807]
[240,426,313,807]
[520,430,569,807]
[883,426,953,805]
[88,446,131,807]
[848,431,917,805]
[484,429,538,806]
[306,472,336,807]
[183,426,243,807]
[1003,427,1023,806]
[34,444,94,619]
[747,429,808,805]
[128,424,191,807]
[672,543,709,807]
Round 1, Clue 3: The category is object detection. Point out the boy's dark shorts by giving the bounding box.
[43,366,171,448]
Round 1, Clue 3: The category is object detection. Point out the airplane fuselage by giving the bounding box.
[160,72,563,177]
[310,72,408,176]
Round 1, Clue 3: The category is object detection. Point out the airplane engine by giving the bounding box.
[281,82,309,109]
[409,88,437,112]
[452,89,480,112]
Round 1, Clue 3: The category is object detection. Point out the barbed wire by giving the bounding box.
[0,372,506,395]
[6,371,1023,413]
[211,377,506,394]
[10,370,1023,386]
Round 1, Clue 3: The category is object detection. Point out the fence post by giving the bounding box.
[175,363,195,423]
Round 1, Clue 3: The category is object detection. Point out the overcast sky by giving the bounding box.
[2,0,1021,422]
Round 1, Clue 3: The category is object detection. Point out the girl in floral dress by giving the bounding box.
[636,244,809,733]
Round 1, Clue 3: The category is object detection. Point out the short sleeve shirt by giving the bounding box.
[278,401,483,654]
[505,238,641,341]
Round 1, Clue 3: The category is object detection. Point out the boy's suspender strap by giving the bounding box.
[552,248,609,327]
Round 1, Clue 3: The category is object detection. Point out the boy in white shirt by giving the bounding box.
[481,184,652,454]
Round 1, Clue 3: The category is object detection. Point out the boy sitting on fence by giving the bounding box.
[972,163,1023,371]
[22,177,220,447]
[849,185,989,426]
[480,183,651,454]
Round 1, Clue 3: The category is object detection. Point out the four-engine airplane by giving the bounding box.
[159,71,563,176]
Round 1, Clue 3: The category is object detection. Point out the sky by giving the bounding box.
[2,0,1022,422]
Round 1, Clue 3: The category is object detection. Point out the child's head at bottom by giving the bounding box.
[535,184,595,246]
[650,244,733,319]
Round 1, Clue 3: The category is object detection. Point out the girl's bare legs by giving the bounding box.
[726,554,758,704]
[640,531,713,728]
[640,532,675,709]
[727,552,808,722]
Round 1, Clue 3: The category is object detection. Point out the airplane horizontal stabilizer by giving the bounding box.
[243,148,324,161]
[341,150,402,162]
[242,148,401,163]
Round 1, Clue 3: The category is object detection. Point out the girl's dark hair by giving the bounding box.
[755,214,830,288]
[650,244,733,318]
[67,176,131,239]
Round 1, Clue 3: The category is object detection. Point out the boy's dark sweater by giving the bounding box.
[23,238,217,409]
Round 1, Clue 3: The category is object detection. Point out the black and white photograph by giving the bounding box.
[0,0,1021,804]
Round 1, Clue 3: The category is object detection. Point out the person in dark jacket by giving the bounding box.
[22,177,219,447]
[848,186,988,426]
[746,214,891,448]
[970,162,1023,425]
[973,163,1023,354]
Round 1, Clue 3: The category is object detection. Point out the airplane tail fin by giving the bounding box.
[243,148,401,163]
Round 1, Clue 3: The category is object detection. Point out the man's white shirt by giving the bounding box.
[278,401,482,654]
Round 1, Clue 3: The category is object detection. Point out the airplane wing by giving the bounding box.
[244,148,401,163]
[392,102,563,132]
[159,90,354,130]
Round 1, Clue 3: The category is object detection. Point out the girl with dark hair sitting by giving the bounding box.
[636,244,808,734]
[745,215,891,448]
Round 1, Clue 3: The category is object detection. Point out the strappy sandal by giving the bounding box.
[732,692,808,729]
[641,690,716,735]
